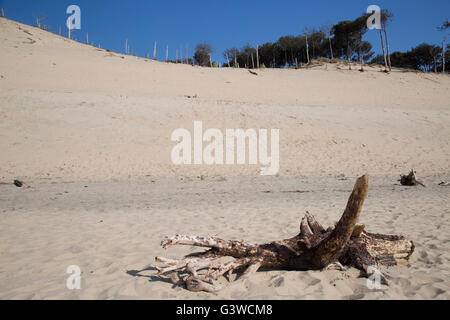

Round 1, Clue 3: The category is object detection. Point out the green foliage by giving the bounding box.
[371,43,447,72]
[186,9,444,72]
[194,43,213,67]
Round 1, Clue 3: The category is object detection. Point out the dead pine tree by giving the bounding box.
[438,21,448,73]
[381,10,394,72]
[443,39,446,73]
[256,44,260,68]
[154,175,414,293]
[322,23,334,60]
[180,45,183,63]
[1,8,4,18]
[36,13,48,30]
[304,28,310,65]
[153,41,157,60]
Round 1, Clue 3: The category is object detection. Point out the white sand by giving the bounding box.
[0,17,449,299]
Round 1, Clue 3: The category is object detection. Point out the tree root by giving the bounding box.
[399,169,426,187]
[154,175,414,292]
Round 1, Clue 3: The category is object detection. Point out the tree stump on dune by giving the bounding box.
[154,175,414,292]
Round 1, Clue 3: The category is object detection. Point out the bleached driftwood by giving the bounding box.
[154,175,414,292]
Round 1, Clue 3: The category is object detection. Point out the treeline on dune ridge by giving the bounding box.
[193,11,449,73]
[15,7,449,73]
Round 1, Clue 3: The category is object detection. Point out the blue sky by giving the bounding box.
[1,0,449,63]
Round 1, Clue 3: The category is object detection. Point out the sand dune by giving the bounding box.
[0,17,449,299]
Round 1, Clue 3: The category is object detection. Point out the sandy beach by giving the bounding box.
[0,17,449,299]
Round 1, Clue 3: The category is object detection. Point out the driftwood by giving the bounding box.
[13,180,23,188]
[0,180,25,188]
[399,169,425,187]
[154,175,414,292]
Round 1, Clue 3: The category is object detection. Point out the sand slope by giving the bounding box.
[0,17,449,299]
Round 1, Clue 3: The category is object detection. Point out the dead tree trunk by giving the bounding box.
[154,175,414,292]
[379,29,388,72]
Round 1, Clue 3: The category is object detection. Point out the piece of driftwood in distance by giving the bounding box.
[13,180,23,187]
[154,175,414,292]
[399,169,425,187]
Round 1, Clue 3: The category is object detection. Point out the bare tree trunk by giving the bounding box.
[443,39,446,73]
[166,45,168,62]
[358,33,364,71]
[383,28,392,71]
[256,45,260,68]
[347,42,351,70]
[154,175,414,292]
[180,45,183,63]
[153,42,157,60]
[226,53,230,67]
[305,33,310,64]
[359,51,364,71]
[379,29,388,72]
[328,36,334,59]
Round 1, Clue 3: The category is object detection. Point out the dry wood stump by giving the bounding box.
[154,175,414,292]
